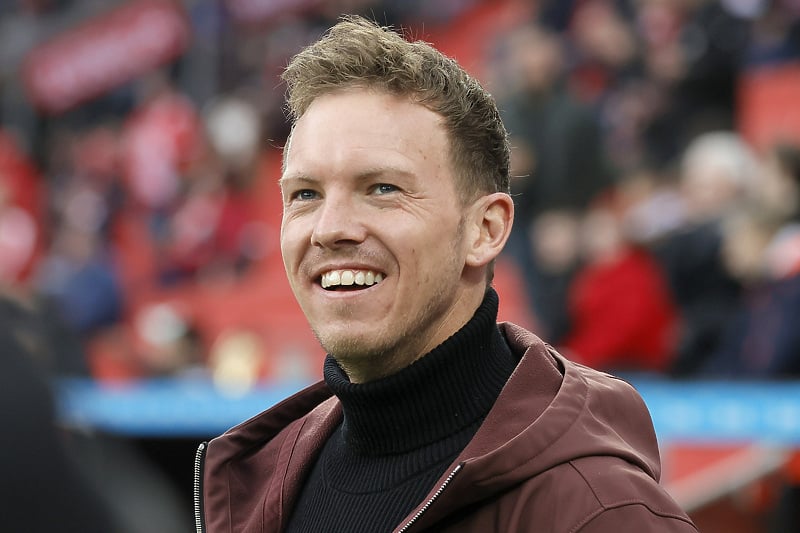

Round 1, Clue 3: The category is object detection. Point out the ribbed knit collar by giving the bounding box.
[323,288,516,456]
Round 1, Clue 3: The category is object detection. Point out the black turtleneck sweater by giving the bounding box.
[285,289,517,533]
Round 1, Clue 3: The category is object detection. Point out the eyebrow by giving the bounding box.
[278,174,317,188]
[279,166,415,187]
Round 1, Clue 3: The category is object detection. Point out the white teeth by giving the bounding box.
[329,271,340,285]
[322,270,341,288]
[320,269,384,289]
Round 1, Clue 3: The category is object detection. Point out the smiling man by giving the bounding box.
[195,16,697,533]
[279,88,503,383]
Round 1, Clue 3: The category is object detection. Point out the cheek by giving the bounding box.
[278,228,291,257]
[280,218,305,252]
[279,233,304,274]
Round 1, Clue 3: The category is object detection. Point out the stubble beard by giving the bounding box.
[313,217,468,381]
[313,278,461,381]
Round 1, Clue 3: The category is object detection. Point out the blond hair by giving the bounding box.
[281,15,510,201]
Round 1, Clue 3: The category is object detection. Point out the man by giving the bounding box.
[195,16,697,532]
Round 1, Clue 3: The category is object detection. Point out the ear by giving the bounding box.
[465,192,514,268]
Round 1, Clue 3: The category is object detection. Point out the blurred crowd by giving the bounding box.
[0,0,799,391]
[488,0,800,380]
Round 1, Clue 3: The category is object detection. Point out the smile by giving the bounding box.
[320,269,385,290]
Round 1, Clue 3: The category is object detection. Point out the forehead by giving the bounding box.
[282,89,453,181]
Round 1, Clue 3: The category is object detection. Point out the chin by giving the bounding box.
[314,327,367,354]
[322,337,376,360]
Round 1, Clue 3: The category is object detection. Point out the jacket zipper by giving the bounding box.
[396,463,463,533]
[194,442,208,533]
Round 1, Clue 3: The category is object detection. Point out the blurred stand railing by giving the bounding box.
[55,376,800,526]
[55,376,800,443]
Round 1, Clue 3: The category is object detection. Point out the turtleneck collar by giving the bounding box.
[323,288,516,456]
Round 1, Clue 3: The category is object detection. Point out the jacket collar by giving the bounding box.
[402,322,661,531]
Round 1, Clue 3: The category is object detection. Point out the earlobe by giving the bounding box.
[465,193,514,267]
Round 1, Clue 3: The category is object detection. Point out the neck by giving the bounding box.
[323,288,517,455]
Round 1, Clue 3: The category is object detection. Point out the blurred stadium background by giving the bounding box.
[1,0,800,531]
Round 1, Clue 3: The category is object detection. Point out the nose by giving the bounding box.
[310,193,366,249]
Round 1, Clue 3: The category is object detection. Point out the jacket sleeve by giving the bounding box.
[578,505,698,532]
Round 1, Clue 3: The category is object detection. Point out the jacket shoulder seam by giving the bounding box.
[567,462,697,532]
[570,502,698,532]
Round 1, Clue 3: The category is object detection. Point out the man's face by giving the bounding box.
[280,89,476,382]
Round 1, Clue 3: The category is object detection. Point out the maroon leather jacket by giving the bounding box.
[195,323,697,532]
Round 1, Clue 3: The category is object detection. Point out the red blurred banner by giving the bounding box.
[222,0,321,26]
[739,62,800,153]
[21,0,190,114]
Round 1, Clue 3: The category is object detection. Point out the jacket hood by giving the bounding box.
[408,322,662,529]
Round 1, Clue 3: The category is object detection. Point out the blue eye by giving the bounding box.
[293,189,318,201]
[374,183,397,195]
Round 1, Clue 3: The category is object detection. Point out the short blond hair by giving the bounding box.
[281,15,510,201]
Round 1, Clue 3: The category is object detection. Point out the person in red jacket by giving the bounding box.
[195,16,696,533]
[561,202,678,373]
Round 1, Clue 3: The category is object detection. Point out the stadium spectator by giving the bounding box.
[560,197,678,373]
[0,324,118,533]
[652,131,756,376]
[745,0,800,67]
[0,129,42,284]
[525,208,582,344]
[697,141,800,377]
[757,141,800,225]
[492,22,613,341]
[701,204,800,377]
